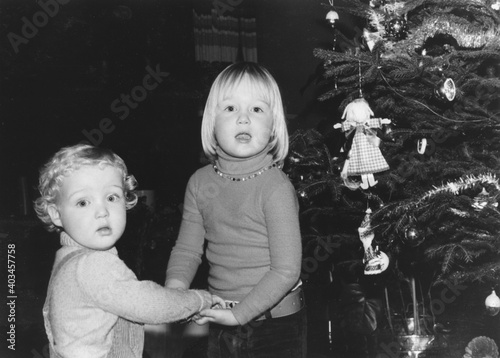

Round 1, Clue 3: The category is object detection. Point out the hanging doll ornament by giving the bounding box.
[358,208,389,275]
[334,98,391,190]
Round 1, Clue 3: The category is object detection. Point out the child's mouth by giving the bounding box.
[97,227,112,235]
[236,133,251,141]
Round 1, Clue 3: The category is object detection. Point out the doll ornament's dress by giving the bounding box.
[342,118,389,176]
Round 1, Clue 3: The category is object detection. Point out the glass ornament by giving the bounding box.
[384,16,409,40]
[485,290,500,316]
[434,78,456,101]
[326,10,339,25]
[417,138,427,154]
[403,226,425,247]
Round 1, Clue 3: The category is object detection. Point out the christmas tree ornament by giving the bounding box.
[485,290,500,316]
[492,1,500,10]
[472,187,499,211]
[333,98,390,190]
[384,16,409,40]
[375,248,390,271]
[363,29,382,51]
[326,10,339,25]
[417,138,427,154]
[463,336,500,358]
[358,208,389,275]
[472,188,489,211]
[403,226,425,247]
[434,78,456,101]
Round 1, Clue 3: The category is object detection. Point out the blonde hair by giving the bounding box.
[34,143,138,232]
[201,62,289,163]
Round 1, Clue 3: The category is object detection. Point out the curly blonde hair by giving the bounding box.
[34,143,138,232]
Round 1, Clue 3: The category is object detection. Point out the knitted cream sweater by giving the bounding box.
[44,232,211,357]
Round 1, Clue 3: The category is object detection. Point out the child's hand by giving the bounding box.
[193,307,239,326]
[211,294,226,309]
[179,292,226,324]
[381,118,391,124]
[194,290,214,311]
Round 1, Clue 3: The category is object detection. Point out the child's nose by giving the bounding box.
[237,112,250,124]
[95,202,109,218]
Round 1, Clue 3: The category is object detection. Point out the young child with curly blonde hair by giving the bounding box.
[34,143,223,358]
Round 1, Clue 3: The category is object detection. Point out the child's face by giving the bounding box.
[214,79,273,159]
[48,165,127,250]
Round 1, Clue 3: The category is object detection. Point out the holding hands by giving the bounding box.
[196,291,226,312]
[180,290,240,326]
[193,305,239,326]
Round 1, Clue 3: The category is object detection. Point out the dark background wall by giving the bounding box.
[0,0,362,217]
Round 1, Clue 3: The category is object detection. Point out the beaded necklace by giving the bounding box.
[213,163,280,181]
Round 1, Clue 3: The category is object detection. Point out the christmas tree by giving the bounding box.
[285,0,500,356]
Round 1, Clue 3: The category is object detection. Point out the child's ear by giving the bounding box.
[47,205,63,227]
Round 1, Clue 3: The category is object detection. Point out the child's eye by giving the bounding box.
[76,200,89,208]
[107,194,122,203]
[252,107,264,113]
[224,105,235,112]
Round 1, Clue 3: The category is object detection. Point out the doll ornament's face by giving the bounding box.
[343,98,374,124]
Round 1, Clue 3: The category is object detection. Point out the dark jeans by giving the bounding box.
[207,307,307,358]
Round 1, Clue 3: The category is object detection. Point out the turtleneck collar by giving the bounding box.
[215,146,274,176]
[60,231,118,256]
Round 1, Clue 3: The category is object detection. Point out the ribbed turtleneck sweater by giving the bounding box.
[166,148,302,325]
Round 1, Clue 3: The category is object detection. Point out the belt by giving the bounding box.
[225,286,305,321]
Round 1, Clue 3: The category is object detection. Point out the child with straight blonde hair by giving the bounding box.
[165,62,306,358]
[34,143,223,358]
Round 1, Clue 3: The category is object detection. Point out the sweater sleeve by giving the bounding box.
[232,178,302,324]
[165,174,206,288]
[76,252,212,324]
